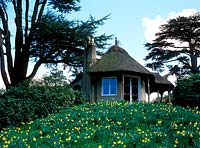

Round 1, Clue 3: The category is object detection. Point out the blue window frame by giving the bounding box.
[102,77,117,96]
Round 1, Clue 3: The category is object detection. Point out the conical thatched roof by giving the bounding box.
[89,45,152,75]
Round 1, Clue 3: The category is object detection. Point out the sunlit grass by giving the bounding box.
[0,101,200,147]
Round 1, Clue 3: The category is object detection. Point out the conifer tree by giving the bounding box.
[145,13,200,78]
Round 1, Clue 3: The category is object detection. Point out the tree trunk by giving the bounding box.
[7,0,30,87]
[160,93,163,103]
[189,42,199,74]
[0,30,10,89]
[190,50,198,74]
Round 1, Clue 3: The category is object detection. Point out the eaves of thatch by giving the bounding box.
[150,72,174,93]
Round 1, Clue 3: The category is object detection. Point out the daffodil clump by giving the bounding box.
[0,101,199,147]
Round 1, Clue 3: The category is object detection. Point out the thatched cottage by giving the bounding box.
[73,37,174,103]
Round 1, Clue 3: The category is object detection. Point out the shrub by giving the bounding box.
[73,90,86,105]
[0,69,85,129]
[173,74,200,108]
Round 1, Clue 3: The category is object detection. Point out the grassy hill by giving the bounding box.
[0,101,200,148]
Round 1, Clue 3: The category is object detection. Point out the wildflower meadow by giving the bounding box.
[0,101,200,148]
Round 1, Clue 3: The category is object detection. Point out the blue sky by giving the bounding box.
[67,0,200,65]
[1,1,200,88]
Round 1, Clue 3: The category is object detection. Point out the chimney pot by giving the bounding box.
[115,37,118,46]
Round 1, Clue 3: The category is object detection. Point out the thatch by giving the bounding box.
[151,72,174,93]
[89,45,152,75]
[152,73,173,85]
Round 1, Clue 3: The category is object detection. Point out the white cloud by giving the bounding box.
[142,16,165,42]
[167,9,197,20]
[142,9,198,43]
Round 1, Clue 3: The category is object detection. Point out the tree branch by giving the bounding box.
[14,0,23,55]
[37,0,47,22]
[43,58,83,67]
[27,59,43,79]
[161,58,180,64]
[26,0,41,46]
[24,0,29,39]
[0,3,14,82]
[31,0,40,27]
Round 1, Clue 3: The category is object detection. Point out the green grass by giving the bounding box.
[0,101,200,148]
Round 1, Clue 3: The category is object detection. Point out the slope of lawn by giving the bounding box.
[0,101,200,148]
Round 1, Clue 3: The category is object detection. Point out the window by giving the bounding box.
[102,77,117,96]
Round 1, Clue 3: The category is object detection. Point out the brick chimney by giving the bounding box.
[83,35,96,101]
[86,35,97,67]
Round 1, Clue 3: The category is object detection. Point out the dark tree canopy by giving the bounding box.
[144,13,200,78]
[0,0,111,89]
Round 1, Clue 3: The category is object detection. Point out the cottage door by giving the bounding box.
[124,77,138,103]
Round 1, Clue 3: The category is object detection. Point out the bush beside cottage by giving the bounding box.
[0,70,85,129]
[173,74,200,108]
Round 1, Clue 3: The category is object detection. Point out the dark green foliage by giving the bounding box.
[73,90,85,105]
[0,69,85,129]
[145,13,200,78]
[48,0,81,13]
[31,13,112,68]
[0,0,112,88]
[173,74,200,108]
[30,13,112,79]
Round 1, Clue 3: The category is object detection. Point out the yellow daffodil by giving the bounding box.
[32,137,36,142]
